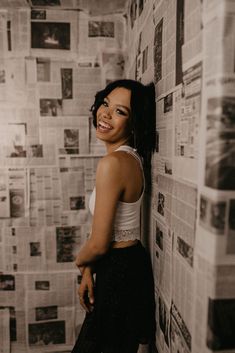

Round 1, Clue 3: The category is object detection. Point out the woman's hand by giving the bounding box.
[78,267,95,313]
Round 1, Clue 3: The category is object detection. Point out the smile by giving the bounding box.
[97,120,113,131]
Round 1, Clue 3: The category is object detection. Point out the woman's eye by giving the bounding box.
[102,101,108,107]
[116,109,127,116]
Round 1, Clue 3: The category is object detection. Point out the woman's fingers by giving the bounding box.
[78,279,94,312]
[78,288,90,312]
[88,281,94,305]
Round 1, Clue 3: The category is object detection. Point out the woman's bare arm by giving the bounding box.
[75,154,123,267]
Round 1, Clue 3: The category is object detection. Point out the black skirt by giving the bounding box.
[72,241,156,353]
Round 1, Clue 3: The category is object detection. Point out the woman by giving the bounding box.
[72,79,156,353]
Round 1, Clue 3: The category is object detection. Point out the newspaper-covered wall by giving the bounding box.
[1,0,234,352]
[0,2,126,352]
[126,0,235,352]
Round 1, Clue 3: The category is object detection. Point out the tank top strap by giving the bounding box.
[114,145,142,166]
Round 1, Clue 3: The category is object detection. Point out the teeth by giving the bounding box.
[99,121,112,130]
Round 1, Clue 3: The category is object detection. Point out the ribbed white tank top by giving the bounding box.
[89,145,145,241]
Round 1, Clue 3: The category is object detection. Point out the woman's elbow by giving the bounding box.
[90,239,109,256]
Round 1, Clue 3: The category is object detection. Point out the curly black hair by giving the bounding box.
[90,79,156,166]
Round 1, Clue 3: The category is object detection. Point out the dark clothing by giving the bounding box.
[71,241,156,353]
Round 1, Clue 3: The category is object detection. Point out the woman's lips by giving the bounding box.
[97,120,113,132]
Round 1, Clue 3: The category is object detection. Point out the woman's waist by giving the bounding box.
[111,239,139,249]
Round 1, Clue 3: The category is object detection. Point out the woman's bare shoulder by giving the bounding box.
[98,152,122,168]
[96,153,123,181]
[96,150,138,183]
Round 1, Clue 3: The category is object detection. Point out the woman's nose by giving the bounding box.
[102,107,112,119]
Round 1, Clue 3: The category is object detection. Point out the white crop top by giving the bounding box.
[89,145,145,242]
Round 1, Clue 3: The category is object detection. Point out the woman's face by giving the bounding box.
[96,87,132,145]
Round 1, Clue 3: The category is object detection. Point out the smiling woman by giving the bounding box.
[96,87,132,148]
[71,79,156,353]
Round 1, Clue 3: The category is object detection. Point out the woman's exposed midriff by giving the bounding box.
[111,239,139,249]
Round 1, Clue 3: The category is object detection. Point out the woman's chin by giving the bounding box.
[96,130,109,141]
